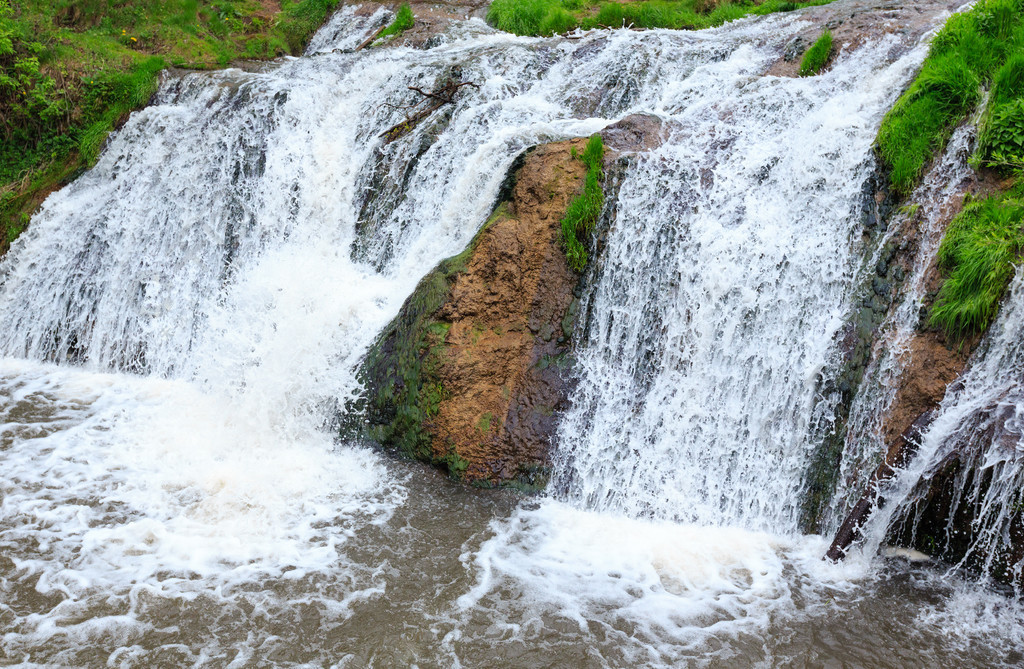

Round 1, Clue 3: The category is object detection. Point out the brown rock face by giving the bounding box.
[360,139,593,488]
[880,331,969,464]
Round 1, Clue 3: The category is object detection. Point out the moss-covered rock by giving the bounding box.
[357,139,598,487]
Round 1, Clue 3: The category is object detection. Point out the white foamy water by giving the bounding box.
[2,2,1022,665]
[552,27,926,528]
[828,123,978,530]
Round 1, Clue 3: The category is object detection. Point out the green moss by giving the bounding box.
[486,0,835,36]
[561,134,605,271]
[476,411,494,433]
[929,187,1024,340]
[0,0,338,254]
[798,29,832,76]
[876,0,1024,193]
[378,3,414,40]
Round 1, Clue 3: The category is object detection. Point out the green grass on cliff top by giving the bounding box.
[487,0,836,36]
[877,0,1024,194]
[0,0,340,255]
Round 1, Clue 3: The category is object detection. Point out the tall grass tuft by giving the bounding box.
[488,0,838,35]
[487,0,576,35]
[798,29,832,76]
[561,135,605,271]
[930,188,1024,339]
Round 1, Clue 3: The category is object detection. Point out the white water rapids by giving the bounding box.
[1,3,1023,666]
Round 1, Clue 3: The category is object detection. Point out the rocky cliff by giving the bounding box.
[358,139,595,488]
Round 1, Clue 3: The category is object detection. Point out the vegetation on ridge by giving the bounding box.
[873,0,1024,339]
[486,0,836,36]
[876,0,1024,194]
[0,0,341,255]
[561,134,604,272]
[798,29,832,76]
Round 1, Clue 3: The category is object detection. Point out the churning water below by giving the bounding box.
[3,362,1024,667]
[2,3,1024,667]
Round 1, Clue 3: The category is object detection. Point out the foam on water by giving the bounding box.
[460,501,804,642]
[0,358,404,663]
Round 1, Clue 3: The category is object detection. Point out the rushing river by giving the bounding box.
[2,3,1023,667]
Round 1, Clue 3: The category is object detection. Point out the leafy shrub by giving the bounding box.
[561,134,605,271]
[799,30,832,76]
[990,52,1024,107]
[930,189,1024,338]
[978,98,1024,169]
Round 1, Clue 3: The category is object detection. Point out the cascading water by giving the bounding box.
[857,267,1024,588]
[551,37,921,528]
[826,123,978,530]
[2,2,1024,666]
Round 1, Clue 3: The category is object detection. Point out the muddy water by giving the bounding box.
[1,362,1023,668]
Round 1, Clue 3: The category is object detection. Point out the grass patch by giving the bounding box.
[977,51,1024,170]
[561,134,604,272]
[0,0,340,255]
[799,29,832,76]
[929,185,1024,339]
[378,2,414,40]
[876,0,1024,194]
[486,0,835,36]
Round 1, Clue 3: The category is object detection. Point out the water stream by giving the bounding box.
[2,4,1023,667]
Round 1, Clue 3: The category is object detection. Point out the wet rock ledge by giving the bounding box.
[357,140,593,489]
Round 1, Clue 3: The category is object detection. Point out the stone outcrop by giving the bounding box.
[358,139,595,488]
[823,164,1008,562]
[766,0,965,78]
[886,403,1024,584]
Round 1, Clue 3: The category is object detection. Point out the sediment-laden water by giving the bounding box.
[2,4,1023,667]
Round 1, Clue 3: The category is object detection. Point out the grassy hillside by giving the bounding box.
[486,0,834,35]
[0,0,341,255]
[872,0,1024,340]
[877,0,1024,194]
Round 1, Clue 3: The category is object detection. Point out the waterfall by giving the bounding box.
[3,2,1023,665]
[552,31,924,531]
[827,123,977,531]
[859,268,1024,588]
